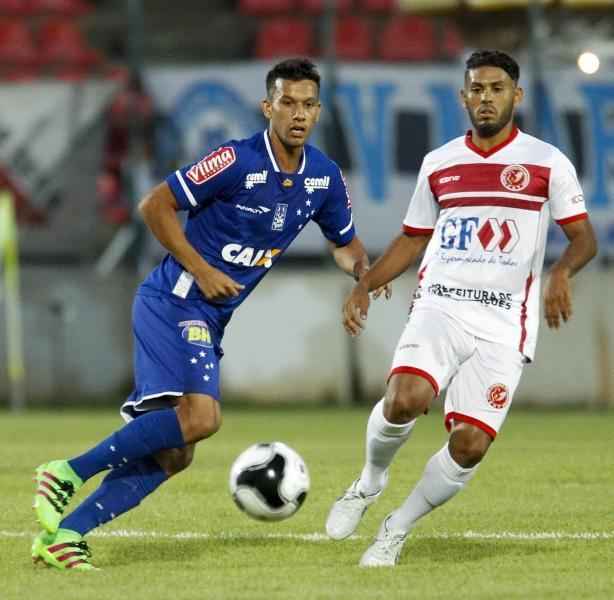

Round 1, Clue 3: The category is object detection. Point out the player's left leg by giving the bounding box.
[32,394,220,570]
[34,294,223,535]
[360,339,524,567]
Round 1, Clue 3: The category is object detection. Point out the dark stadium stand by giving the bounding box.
[0,18,39,69]
[255,17,314,58]
[300,0,353,12]
[358,0,397,11]
[378,15,437,61]
[334,16,373,60]
[38,18,102,68]
[239,0,296,15]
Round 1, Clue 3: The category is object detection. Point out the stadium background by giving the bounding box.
[0,2,612,597]
[0,0,612,410]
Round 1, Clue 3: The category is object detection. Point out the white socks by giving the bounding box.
[358,399,416,496]
[387,444,478,533]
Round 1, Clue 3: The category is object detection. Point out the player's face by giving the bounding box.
[461,66,523,138]
[262,78,321,148]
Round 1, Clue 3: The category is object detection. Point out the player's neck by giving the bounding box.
[470,122,516,153]
[269,130,304,173]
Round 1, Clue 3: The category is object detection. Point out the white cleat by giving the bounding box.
[325,475,387,540]
[359,515,408,567]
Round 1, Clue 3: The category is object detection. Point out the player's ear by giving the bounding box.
[459,88,467,108]
[261,98,272,120]
[513,85,524,108]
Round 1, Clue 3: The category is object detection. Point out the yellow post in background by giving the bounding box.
[0,192,25,411]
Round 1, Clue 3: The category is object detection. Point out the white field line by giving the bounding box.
[1,530,613,541]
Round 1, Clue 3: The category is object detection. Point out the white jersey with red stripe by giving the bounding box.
[403,127,588,361]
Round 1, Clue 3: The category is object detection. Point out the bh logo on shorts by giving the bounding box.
[487,383,508,409]
[440,217,519,253]
[179,320,213,348]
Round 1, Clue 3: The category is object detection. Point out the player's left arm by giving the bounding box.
[545,151,598,329]
[328,238,392,300]
[544,217,597,329]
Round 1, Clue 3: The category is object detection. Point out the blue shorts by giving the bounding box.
[121,294,223,421]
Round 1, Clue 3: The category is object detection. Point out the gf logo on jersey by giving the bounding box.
[221,244,281,268]
[487,383,508,409]
[186,146,236,185]
[179,320,213,348]
[441,217,519,253]
[500,165,530,192]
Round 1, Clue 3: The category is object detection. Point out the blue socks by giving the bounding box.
[68,408,185,482]
[60,456,168,536]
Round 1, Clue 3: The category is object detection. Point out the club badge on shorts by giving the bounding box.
[487,383,508,409]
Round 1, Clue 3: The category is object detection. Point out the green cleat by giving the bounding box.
[33,460,83,534]
[31,529,97,571]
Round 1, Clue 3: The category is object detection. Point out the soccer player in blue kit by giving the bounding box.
[31,58,388,570]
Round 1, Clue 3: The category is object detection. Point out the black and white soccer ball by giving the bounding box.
[229,442,310,522]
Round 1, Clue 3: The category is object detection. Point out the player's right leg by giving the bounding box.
[326,308,469,541]
[326,376,433,540]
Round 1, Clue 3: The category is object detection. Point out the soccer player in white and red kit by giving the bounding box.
[326,50,598,567]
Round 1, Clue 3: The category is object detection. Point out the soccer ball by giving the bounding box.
[229,442,310,522]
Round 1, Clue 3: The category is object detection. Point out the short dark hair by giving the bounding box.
[265,58,321,98]
[465,50,520,84]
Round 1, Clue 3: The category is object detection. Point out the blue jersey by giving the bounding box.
[139,130,355,335]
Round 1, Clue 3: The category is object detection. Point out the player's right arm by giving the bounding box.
[343,156,438,336]
[342,233,431,336]
[138,182,244,300]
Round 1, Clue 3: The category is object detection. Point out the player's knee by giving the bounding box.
[384,376,433,423]
[448,426,492,468]
[177,394,222,443]
[155,445,195,477]
[191,409,222,442]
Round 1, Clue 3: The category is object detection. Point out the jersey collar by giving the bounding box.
[263,130,306,174]
[464,125,519,158]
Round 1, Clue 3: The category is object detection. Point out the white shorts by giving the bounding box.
[389,307,524,439]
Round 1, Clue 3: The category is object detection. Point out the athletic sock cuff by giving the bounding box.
[374,399,416,437]
[439,445,478,482]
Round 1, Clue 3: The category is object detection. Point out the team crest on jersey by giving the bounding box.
[245,170,268,189]
[487,383,508,409]
[272,203,288,231]
[179,320,213,348]
[186,146,236,185]
[304,176,330,194]
[500,165,530,192]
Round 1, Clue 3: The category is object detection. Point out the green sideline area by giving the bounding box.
[0,408,612,599]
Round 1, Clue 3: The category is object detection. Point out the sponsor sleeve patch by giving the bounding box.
[186,146,237,185]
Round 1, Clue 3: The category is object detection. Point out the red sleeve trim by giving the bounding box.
[388,366,439,396]
[403,225,435,236]
[556,212,588,226]
[445,412,497,440]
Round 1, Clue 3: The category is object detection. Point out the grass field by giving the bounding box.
[0,407,612,599]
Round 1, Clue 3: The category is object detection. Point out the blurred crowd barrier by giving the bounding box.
[1,265,611,407]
